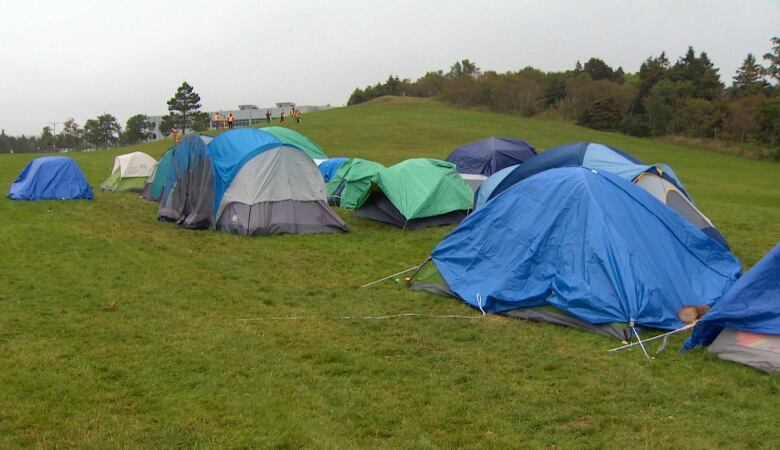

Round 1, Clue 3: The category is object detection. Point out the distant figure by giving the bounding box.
[170,127,180,143]
[227,113,234,129]
[213,112,222,130]
[280,111,285,124]
[295,109,301,124]
[265,110,271,123]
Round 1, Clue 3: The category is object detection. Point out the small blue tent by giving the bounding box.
[318,157,348,182]
[446,137,536,176]
[488,142,689,202]
[684,243,780,349]
[428,167,741,336]
[7,156,93,200]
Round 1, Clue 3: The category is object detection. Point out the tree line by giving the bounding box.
[348,37,780,159]
[0,82,209,153]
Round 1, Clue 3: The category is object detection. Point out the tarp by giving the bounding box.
[375,158,473,220]
[8,156,94,200]
[431,167,741,331]
[488,142,690,202]
[684,243,780,348]
[318,157,348,182]
[327,158,385,208]
[447,136,536,176]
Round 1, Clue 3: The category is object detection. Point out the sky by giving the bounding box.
[0,0,778,136]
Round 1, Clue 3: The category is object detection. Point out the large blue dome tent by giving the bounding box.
[7,156,94,201]
[478,141,728,248]
[683,243,780,373]
[411,167,741,340]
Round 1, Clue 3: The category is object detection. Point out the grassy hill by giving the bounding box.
[0,97,778,448]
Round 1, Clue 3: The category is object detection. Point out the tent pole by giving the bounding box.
[630,323,653,361]
[361,264,423,288]
[608,323,696,352]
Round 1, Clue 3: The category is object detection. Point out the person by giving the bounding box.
[213,112,222,130]
[170,127,180,144]
[227,112,234,129]
[280,111,285,124]
[295,108,301,124]
[265,110,271,123]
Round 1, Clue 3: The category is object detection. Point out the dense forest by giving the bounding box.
[349,37,780,159]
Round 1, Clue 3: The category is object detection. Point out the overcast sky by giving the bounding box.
[0,0,778,135]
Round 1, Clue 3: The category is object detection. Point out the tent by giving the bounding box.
[100,151,157,192]
[683,243,780,373]
[326,158,385,208]
[208,128,348,235]
[8,156,93,201]
[353,158,473,230]
[259,126,328,160]
[479,141,728,247]
[411,167,741,340]
[141,148,173,201]
[446,137,536,177]
[318,157,349,182]
[474,164,518,209]
[158,134,215,228]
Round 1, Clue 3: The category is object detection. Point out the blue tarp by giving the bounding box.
[684,243,780,348]
[488,142,690,202]
[432,167,741,330]
[7,156,93,200]
[474,164,518,210]
[446,137,536,176]
[318,157,348,182]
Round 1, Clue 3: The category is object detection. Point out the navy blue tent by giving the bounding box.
[446,137,536,176]
[488,142,689,202]
[426,167,741,337]
[684,243,780,349]
[7,156,93,200]
[318,157,348,182]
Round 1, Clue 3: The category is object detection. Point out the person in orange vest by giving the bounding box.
[213,112,222,130]
[227,112,235,129]
[170,127,181,143]
[295,109,302,124]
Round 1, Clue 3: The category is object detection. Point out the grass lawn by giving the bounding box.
[0,97,778,448]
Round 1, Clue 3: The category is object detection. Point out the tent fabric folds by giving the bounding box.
[8,157,94,200]
[429,167,741,333]
[101,151,157,192]
[326,158,385,209]
[447,136,536,176]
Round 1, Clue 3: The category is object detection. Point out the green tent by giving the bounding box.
[327,158,385,209]
[141,149,173,201]
[101,151,157,192]
[353,158,473,229]
[261,126,328,160]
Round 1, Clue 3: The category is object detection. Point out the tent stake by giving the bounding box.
[361,264,422,288]
[608,323,696,352]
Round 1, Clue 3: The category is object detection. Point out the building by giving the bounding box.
[147,103,332,140]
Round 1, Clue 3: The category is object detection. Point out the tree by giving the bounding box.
[669,47,723,100]
[121,114,154,144]
[55,118,84,149]
[164,82,203,133]
[40,126,55,151]
[762,36,780,83]
[733,53,767,92]
[190,112,210,132]
[582,58,615,81]
[84,114,121,149]
[637,52,670,101]
[723,94,766,142]
[448,59,479,78]
[410,71,445,97]
[574,60,582,73]
[674,98,720,137]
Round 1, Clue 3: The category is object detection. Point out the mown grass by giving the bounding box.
[0,97,778,448]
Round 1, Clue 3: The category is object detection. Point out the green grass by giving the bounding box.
[0,97,778,448]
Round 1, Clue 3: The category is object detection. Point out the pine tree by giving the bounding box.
[733,53,767,91]
[164,82,203,133]
[763,36,780,83]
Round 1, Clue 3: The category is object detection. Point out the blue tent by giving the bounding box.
[430,167,741,334]
[446,137,536,176]
[318,157,348,182]
[488,142,690,202]
[7,156,93,200]
[684,243,780,349]
[474,164,518,210]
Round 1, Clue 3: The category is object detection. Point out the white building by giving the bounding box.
[147,102,331,139]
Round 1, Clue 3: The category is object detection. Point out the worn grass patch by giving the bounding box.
[0,97,778,448]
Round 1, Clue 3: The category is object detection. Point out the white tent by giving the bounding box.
[101,151,158,192]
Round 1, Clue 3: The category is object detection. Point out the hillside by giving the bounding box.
[0,97,778,448]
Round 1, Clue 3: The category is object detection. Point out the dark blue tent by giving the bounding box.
[429,167,741,335]
[446,137,536,176]
[318,157,348,182]
[488,142,689,202]
[7,156,93,200]
[684,243,780,349]
[158,134,214,227]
